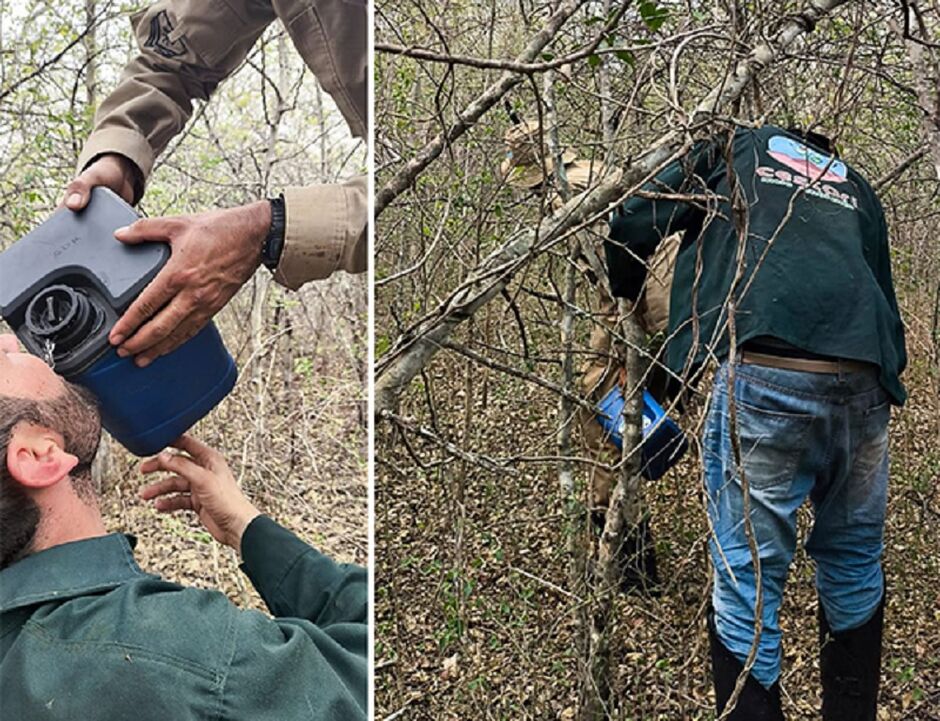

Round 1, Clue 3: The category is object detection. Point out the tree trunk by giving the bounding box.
[83,0,97,108]
[895,1,940,180]
[580,307,644,720]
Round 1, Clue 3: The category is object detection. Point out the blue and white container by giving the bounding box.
[596,386,688,480]
[0,188,236,456]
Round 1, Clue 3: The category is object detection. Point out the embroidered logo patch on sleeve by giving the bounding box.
[145,10,187,59]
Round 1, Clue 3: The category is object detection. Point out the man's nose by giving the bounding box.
[0,334,19,353]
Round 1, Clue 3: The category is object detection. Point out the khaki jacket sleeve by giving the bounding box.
[273,176,367,289]
[279,0,367,141]
[76,0,367,175]
[77,1,276,192]
[79,0,369,289]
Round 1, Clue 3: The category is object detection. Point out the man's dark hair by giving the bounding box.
[0,383,101,570]
[785,126,838,156]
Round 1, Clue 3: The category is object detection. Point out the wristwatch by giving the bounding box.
[261,194,286,271]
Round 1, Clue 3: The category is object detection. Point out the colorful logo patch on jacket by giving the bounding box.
[767,135,847,184]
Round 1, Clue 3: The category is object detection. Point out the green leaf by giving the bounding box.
[587,54,601,67]
[375,335,391,358]
[615,49,636,67]
[294,356,314,377]
[639,1,668,32]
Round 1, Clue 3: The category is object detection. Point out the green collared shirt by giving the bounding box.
[0,516,366,720]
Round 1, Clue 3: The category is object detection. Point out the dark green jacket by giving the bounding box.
[606,125,907,404]
[0,516,366,720]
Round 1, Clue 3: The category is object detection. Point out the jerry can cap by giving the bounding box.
[0,188,169,376]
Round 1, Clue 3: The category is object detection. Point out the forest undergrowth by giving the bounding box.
[377,281,939,719]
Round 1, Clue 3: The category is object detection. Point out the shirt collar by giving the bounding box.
[0,533,152,613]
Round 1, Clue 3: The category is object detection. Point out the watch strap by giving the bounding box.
[262,194,286,271]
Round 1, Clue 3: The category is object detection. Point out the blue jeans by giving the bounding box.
[704,360,890,689]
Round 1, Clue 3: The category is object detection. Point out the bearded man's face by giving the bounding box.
[0,333,102,569]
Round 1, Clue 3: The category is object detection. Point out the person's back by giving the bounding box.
[607,124,906,403]
[604,124,906,719]
[2,542,241,719]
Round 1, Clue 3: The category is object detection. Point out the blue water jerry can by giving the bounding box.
[596,386,688,480]
[0,188,237,456]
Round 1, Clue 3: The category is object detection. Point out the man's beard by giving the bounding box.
[51,380,103,497]
[0,379,103,569]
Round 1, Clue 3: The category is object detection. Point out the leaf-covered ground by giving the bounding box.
[376,284,939,720]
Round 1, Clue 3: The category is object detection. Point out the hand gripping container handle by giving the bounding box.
[0,187,237,456]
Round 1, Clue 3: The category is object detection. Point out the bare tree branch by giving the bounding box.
[375,0,601,216]
[375,0,856,415]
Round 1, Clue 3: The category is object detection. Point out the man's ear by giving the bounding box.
[5,422,78,490]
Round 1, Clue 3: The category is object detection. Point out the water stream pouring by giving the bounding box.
[0,188,237,456]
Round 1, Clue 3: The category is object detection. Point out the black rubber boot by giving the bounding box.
[819,594,884,721]
[617,513,660,595]
[592,510,661,595]
[708,610,785,720]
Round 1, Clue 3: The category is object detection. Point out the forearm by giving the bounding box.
[77,2,271,195]
[239,515,367,626]
[77,62,213,186]
[605,144,718,299]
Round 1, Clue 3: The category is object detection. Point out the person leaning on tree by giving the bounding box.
[605,123,906,720]
[500,117,682,592]
[62,0,367,369]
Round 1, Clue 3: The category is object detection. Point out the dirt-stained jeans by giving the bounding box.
[703,360,890,689]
